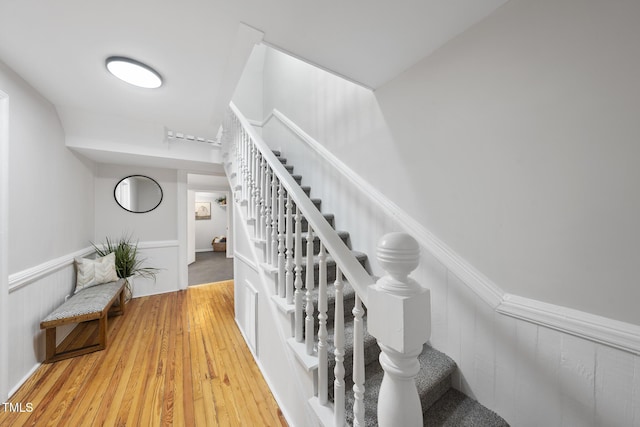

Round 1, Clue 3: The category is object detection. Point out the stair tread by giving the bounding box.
[424,389,509,427]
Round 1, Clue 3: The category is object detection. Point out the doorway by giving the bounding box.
[186,174,234,286]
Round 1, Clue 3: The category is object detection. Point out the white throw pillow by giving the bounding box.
[75,252,119,293]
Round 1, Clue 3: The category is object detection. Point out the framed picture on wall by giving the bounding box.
[195,202,211,220]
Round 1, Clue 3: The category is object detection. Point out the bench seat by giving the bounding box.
[40,279,126,363]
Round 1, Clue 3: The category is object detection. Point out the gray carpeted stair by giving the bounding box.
[273,149,508,426]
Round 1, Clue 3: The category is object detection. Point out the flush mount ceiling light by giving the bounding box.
[105,56,163,89]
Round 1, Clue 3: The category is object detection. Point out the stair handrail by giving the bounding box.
[228,102,374,306]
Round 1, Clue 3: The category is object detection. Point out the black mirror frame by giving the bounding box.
[114,174,163,213]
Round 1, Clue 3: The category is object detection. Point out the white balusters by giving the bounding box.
[271,173,278,267]
[352,294,365,427]
[277,181,286,298]
[305,225,315,355]
[253,144,259,224]
[259,154,266,240]
[317,243,328,405]
[368,233,430,427]
[248,141,255,219]
[333,268,346,426]
[242,132,249,203]
[264,166,272,263]
[294,205,304,342]
[285,193,294,305]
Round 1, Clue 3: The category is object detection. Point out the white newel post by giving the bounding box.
[368,232,430,427]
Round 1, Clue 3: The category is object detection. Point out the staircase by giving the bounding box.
[223,103,508,426]
[272,149,508,427]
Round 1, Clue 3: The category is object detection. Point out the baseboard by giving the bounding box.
[262,108,640,355]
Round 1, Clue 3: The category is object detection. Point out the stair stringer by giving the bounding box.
[230,185,322,427]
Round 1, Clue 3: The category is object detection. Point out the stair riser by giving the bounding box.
[308,288,357,332]
[300,234,349,257]
[301,216,334,232]
[299,258,365,288]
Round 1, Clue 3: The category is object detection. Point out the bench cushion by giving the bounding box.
[42,279,125,323]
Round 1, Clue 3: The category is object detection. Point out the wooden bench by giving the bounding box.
[40,279,126,363]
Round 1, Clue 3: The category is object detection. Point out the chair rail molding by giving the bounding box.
[8,249,96,295]
[260,108,640,356]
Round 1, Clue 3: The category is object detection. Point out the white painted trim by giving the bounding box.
[177,170,189,291]
[0,91,9,402]
[235,251,259,272]
[136,240,179,250]
[308,397,335,427]
[247,118,263,128]
[8,246,94,293]
[262,108,640,355]
[497,294,640,355]
[287,338,319,372]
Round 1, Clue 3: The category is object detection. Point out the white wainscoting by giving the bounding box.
[6,240,180,398]
[7,259,78,397]
[260,109,640,427]
[131,240,180,298]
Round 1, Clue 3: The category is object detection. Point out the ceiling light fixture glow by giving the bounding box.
[105,56,163,89]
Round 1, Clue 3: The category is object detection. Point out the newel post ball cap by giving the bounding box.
[377,232,420,280]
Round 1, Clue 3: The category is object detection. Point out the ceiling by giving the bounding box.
[0,0,506,170]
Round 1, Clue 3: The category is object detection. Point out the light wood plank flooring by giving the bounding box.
[0,280,287,427]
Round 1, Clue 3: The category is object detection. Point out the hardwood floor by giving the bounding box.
[0,281,287,427]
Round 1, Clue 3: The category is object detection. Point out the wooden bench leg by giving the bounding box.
[98,314,107,351]
[45,327,57,362]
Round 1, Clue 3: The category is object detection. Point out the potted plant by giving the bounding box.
[216,195,227,206]
[92,234,159,301]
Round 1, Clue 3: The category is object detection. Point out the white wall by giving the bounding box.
[261,0,640,327]
[232,44,265,123]
[2,64,95,275]
[94,164,180,296]
[248,1,640,424]
[375,0,640,325]
[194,192,228,252]
[0,60,96,400]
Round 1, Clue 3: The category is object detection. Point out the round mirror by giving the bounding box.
[114,175,163,213]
